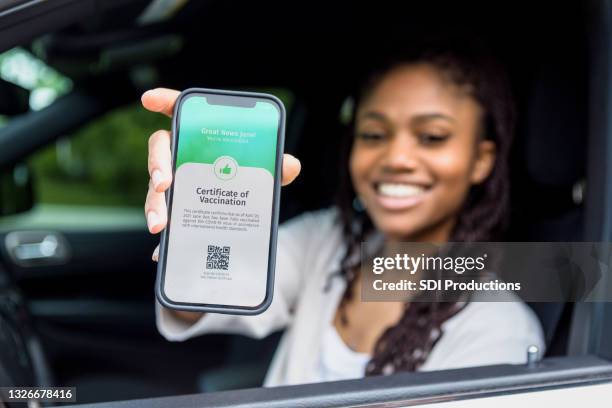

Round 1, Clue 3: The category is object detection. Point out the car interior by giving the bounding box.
[0,0,610,406]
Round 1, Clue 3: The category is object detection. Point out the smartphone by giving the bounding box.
[155,88,285,314]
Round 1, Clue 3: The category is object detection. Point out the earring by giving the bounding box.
[352,196,366,212]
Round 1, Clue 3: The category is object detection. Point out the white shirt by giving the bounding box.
[156,207,545,387]
[317,325,371,382]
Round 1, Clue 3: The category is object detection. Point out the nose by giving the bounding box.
[380,132,419,171]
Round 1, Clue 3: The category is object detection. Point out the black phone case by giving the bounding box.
[155,88,285,315]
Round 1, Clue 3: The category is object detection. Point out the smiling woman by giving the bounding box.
[152,41,544,387]
[332,43,524,376]
[348,62,496,242]
[0,0,606,403]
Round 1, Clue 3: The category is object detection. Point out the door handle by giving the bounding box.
[4,231,71,267]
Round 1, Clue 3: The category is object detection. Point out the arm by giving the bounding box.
[141,88,302,340]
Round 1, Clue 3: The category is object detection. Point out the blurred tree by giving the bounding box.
[29,103,169,207]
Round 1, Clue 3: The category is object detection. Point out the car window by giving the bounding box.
[28,103,167,207]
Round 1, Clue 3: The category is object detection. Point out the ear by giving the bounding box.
[470,140,496,184]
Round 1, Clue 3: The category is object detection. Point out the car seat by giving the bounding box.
[507,55,588,356]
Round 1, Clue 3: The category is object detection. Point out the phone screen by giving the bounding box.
[161,92,282,309]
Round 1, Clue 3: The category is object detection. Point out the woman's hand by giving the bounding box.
[142,88,302,261]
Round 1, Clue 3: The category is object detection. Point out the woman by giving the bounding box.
[142,46,544,386]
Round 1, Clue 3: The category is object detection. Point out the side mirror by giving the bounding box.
[0,163,34,216]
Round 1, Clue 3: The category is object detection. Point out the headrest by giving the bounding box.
[522,62,587,188]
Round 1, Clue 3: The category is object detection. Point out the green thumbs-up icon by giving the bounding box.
[214,156,238,180]
[220,164,232,175]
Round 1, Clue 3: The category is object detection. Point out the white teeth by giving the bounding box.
[377,183,425,197]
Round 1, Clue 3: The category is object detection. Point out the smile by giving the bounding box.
[373,182,430,210]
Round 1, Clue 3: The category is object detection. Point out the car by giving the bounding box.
[0,0,611,406]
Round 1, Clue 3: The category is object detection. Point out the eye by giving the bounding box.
[357,131,386,142]
[418,133,449,145]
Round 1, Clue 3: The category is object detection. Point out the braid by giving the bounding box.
[333,42,515,376]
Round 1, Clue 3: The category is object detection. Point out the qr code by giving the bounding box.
[206,245,230,270]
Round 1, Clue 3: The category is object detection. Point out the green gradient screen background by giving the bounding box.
[176,95,280,174]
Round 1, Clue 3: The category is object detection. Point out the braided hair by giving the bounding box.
[334,42,516,375]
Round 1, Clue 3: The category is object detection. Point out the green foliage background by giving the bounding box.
[29,103,169,207]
